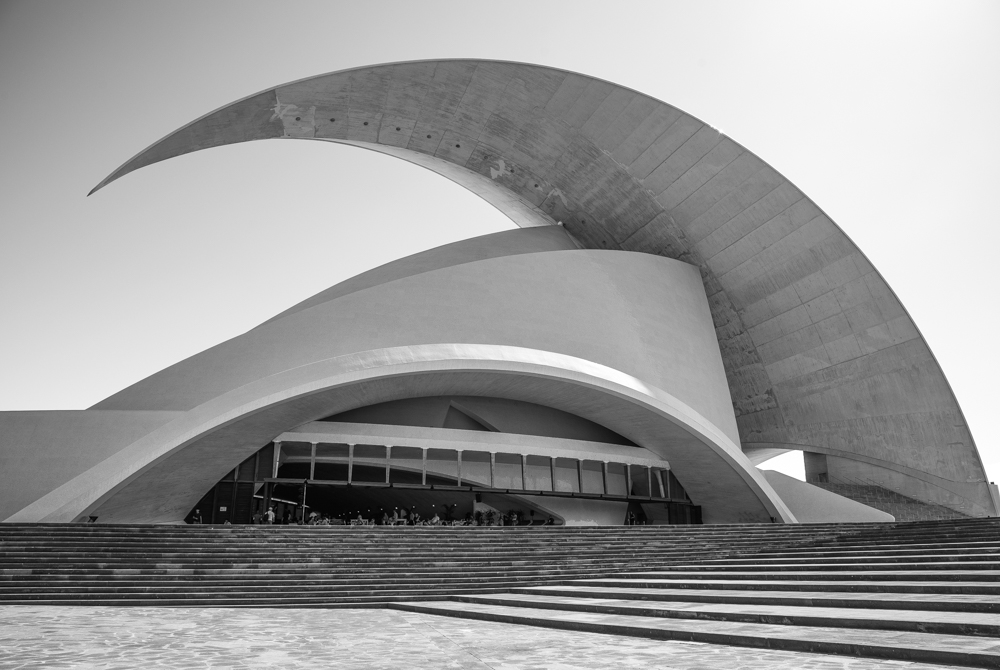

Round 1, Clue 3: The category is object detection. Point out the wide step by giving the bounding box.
[394,600,1000,668]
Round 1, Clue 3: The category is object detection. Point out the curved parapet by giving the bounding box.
[89,60,993,517]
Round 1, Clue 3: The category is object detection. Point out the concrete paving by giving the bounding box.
[0,606,967,670]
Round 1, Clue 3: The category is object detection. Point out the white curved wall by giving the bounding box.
[2,228,793,524]
[93,228,739,445]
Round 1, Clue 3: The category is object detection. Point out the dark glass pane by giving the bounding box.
[580,460,603,494]
[461,451,490,487]
[255,443,274,480]
[524,455,552,491]
[276,463,310,479]
[389,446,423,484]
[351,463,387,483]
[314,443,349,481]
[605,463,628,496]
[668,470,687,500]
[494,453,522,489]
[236,454,256,481]
[214,482,235,524]
[552,457,579,493]
[629,465,650,497]
[426,448,458,483]
[313,462,349,481]
[651,468,668,499]
[351,444,386,483]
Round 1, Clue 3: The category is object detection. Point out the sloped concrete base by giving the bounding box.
[762,471,894,523]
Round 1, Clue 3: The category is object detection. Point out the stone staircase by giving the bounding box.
[0,522,862,607]
[2,519,999,666]
[396,518,1000,668]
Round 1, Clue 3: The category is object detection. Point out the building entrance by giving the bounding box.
[187,439,702,525]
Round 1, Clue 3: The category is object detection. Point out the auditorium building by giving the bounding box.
[2,60,996,527]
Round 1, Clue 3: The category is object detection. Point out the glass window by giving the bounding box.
[629,465,650,497]
[313,443,349,482]
[461,451,491,487]
[605,463,628,496]
[493,452,522,490]
[389,446,423,485]
[426,449,458,485]
[255,443,275,480]
[523,455,552,492]
[553,458,579,493]
[351,444,387,483]
[580,460,604,494]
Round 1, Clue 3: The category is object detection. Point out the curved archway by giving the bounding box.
[9,344,795,525]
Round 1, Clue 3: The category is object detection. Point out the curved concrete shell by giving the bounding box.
[88,60,994,517]
[1,229,794,524]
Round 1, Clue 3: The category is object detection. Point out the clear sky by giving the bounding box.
[1,0,997,483]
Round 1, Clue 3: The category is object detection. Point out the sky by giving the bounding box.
[1,0,998,484]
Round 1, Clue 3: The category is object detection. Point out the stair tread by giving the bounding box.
[394,601,1000,661]
[459,592,1000,629]
[522,584,1000,607]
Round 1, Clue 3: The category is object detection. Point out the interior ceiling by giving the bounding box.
[90,59,986,489]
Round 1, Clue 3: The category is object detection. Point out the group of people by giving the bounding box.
[302,506,556,526]
[246,506,292,525]
[191,503,558,526]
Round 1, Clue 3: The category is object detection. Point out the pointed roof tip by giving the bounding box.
[88,175,114,197]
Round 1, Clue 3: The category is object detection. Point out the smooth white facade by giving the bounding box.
[2,227,806,524]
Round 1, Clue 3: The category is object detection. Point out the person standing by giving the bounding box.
[265,506,276,525]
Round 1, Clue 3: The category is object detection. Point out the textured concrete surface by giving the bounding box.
[0,606,962,669]
[88,60,993,518]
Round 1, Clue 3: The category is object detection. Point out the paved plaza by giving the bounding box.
[0,606,966,669]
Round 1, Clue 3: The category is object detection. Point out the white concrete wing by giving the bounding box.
[87,60,995,517]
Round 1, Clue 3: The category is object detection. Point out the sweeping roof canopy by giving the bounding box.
[91,59,990,513]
